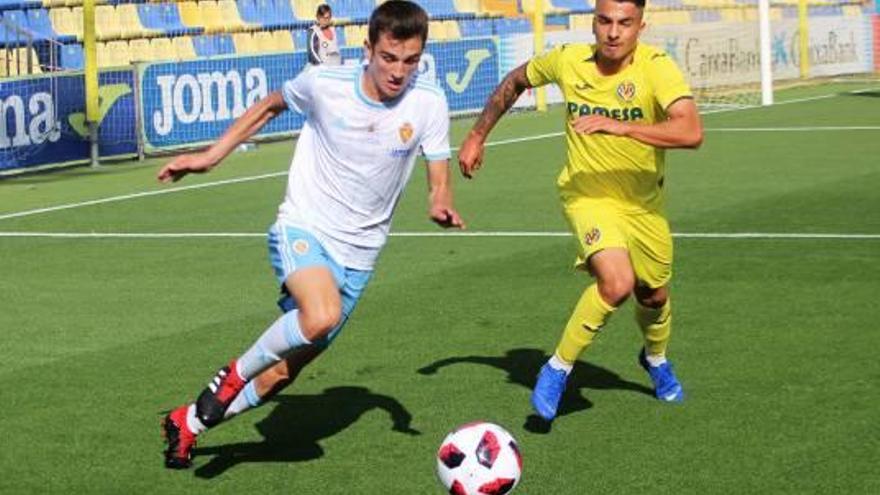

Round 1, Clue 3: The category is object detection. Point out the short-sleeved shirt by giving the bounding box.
[280,64,451,270]
[527,43,692,213]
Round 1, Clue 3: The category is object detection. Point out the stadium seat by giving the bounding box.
[24,9,55,40]
[149,36,175,61]
[97,39,131,67]
[172,35,197,60]
[178,1,205,29]
[117,3,155,39]
[253,29,276,51]
[0,46,42,77]
[271,28,294,51]
[442,20,460,40]
[428,20,446,40]
[95,5,122,40]
[222,0,255,30]
[292,0,324,21]
[232,31,258,53]
[128,37,152,62]
[198,1,225,33]
[343,23,365,47]
[49,7,82,39]
[59,42,83,69]
[291,25,307,47]
[457,18,491,37]
[453,0,482,15]
[479,0,517,17]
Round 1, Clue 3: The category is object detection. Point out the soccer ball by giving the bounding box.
[436,422,522,495]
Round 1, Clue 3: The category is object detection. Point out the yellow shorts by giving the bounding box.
[563,198,673,288]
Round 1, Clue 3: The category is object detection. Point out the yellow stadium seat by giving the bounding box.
[292,0,314,20]
[454,0,482,15]
[178,1,205,29]
[150,37,176,62]
[0,47,43,77]
[95,5,122,40]
[344,25,366,48]
[118,4,154,39]
[479,0,518,17]
[97,40,131,68]
[443,20,461,40]
[50,7,80,39]
[233,32,258,53]
[271,30,295,52]
[428,20,446,41]
[218,0,252,31]
[129,38,153,62]
[172,36,198,60]
[199,1,227,33]
[253,31,277,52]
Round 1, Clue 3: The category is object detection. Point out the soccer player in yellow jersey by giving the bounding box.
[458,0,703,421]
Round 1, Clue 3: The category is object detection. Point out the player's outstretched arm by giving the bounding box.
[426,160,465,229]
[157,91,288,183]
[458,63,532,179]
[571,97,703,149]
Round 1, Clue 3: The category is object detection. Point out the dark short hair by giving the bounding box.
[368,0,429,47]
[606,0,646,8]
[316,3,331,16]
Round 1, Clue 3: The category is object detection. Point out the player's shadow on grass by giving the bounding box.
[192,386,419,478]
[417,348,653,434]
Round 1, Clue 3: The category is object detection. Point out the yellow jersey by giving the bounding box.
[526,42,692,213]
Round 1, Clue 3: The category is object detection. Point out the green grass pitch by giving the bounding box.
[1,82,878,493]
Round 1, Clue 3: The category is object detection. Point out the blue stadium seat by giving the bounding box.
[236,0,263,25]
[192,33,234,57]
[549,0,592,13]
[137,3,203,36]
[458,18,493,37]
[291,27,307,50]
[60,42,82,69]
[415,0,459,17]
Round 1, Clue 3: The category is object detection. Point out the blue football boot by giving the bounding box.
[639,348,684,402]
[531,363,568,421]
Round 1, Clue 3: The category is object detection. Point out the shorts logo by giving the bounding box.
[292,239,310,255]
[398,122,413,144]
[584,227,602,246]
[616,80,636,103]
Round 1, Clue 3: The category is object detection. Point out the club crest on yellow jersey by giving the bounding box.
[616,80,636,103]
[584,227,602,246]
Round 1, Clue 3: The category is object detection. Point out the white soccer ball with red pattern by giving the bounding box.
[436,422,523,495]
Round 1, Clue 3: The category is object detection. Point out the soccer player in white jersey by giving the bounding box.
[158,1,463,469]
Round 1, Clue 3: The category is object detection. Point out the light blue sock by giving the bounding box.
[224,381,263,419]
[236,309,310,380]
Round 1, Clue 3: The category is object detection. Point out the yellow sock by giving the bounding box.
[554,284,616,365]
[635,298,671,356]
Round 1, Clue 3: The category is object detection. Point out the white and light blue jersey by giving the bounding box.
[279,64,451,270]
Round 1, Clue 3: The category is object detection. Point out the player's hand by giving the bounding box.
[157,152,217,183]
[429,204,465,229]
[457,132,485,179]
[571,114,629,136]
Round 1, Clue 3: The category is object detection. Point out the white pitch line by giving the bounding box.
[0,231,877,240]
[0,172,286,221]
[0,88,872,222]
